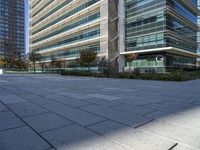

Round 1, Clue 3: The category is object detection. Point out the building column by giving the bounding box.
[118,0,125,72]
[100,0,109,59]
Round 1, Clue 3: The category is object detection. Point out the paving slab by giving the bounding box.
[177,106,200,119]
[103,87,135,92]
[173,144,198,150]
[153,113,200,131]
[57,91,89,100]
[0,94,27,104]
[7,102,48,117]
[0,103,8,112]
[4,86,29,95]
[143,101,192,113]
[84,97,123,107]
[0,126,51,150]
[41,124,129,150]
[43,103,106,126]
[0,111,25,131]
[20,93,59,105]
[24,112,73,133]
[80,105,152,127]
[45,94,91,107]
[87,93,122,101]
[137,120,200,149]
[112,104,155,115]
[88,120,176,150]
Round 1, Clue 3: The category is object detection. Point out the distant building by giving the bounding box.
[0,0,25,60]
[29,0,200,72]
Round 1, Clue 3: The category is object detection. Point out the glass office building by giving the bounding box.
[30,0,100,59]
[122,0,199,72]
[0,0,25,60]
[29,0,199,72]
[29,0,119,71]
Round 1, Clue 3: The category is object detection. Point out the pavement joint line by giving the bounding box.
[0,96,57,150]
[85,119,109,128]
[0,125,27,133]
[142,109,157,116]
[190,100,200,104]
[108,102,126,108]
[75,103,96,108]
[20,111,50,118]
[39,123,75,134]
[75,105,158,128]
[0,109,9,113]
[134,118,155,129]
[168,143,178,150]
[23,111,49,119]
[110,105,157,116]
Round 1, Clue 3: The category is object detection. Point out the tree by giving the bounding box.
[77,50,97,72]
[126,53,138,73]
[13,59,27,70]
[0,57,6,69]
[28,52,42,73]
[39,62,46,73]
[54,59,63,73]
[50,55,57,73]
[37,57,46,73]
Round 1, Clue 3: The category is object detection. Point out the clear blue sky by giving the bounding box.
[25,0,29,54]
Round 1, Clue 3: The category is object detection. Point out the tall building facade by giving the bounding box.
[0,0,25,60]
[29,0,199,72]
[197,0,200,65]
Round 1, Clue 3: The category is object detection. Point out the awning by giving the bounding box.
[120,47,200,58]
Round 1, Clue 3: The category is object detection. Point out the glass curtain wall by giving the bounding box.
[125,0,166,52]
[0,0,25,60]
[124,0,198,71]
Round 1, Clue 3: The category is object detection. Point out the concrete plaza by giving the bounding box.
[0,74,200,150]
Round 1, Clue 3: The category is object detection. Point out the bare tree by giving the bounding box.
[55,59,63,73]
[28,52,42,73]
[50,55,57,73]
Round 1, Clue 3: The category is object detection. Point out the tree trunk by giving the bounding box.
[52,65,53,73]
[64,60,66,71]
[33,62,36,74]
[88,63,90,72]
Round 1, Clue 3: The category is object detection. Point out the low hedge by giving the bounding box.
[61,70,107,78]
[117,72,193,81]
[61,70,199,81]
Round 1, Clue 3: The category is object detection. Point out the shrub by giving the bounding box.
[61,70,198,81]
[118,73,129,79]
[61,70,91,76]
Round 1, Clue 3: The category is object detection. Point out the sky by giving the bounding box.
[25,0,29,54]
